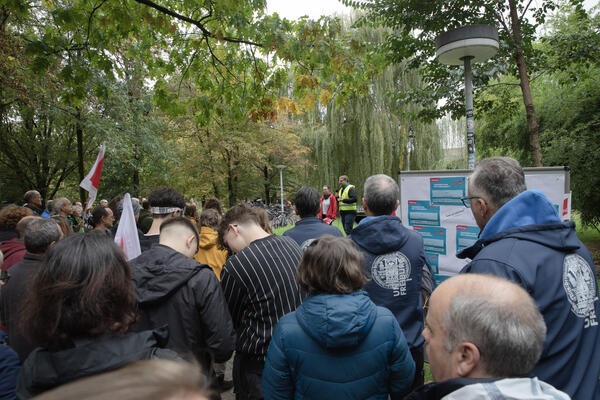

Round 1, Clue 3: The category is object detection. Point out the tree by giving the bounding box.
[349,0,586,166]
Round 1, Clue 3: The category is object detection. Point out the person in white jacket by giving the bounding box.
[406,273,570,400]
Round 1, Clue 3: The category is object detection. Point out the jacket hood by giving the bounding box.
[23,329,168,389]
[198,226,218,250]
[481,190,560,238]
[349,216,409,255]
[458,191,579,259]
[130,244,203,304]
[296,291,377,349]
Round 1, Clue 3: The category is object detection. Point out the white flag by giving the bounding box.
[114,193,141,261]
[79,144,105,209]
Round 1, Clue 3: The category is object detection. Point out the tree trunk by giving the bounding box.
[76,111,86,203]
[132,146,140,197]
[212,179,220,199]
[508,0,543,166]
[263,165,270,201]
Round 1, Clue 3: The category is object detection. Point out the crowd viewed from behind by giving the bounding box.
[0,156,597,400]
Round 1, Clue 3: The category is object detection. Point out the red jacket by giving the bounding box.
[0,239,26,271]
[318,194,337,220]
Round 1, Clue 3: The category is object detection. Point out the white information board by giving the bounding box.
[398,167,570,281]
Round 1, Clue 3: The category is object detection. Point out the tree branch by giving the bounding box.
[133,0,263,47]
[519,0,535,22]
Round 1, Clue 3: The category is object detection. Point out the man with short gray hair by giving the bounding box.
[407,274,569,399]
[0,218,62,360]
[350,174,432,390]
[458,156,599,399]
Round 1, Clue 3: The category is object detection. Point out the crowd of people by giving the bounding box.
[0,156,598,400]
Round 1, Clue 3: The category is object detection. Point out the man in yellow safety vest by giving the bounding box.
[337,175,357,235]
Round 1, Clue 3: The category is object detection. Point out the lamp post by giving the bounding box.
[276,165,285,213]
[406,127,415,171]
[435,25,499,169]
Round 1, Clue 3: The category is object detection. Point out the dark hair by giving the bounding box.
[141,199,150,211]
[160,216,199,249]
[0,205,33,230]
[294,186,320,218]
[471,157,526,209]
[24,219,62,254]
[90,206,110,228]
[149,187,185,215]
[297,235,366,295]
[19,232,137,347]
[203,198,223,216]
[217,203,261,250]
[199,209,221,230]
[16,216,39,238]
[364,174,399,215]
[184,204,197,219]
[108,195,124,220]
[51,215,73,236]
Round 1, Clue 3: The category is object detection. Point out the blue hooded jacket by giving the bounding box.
[262,291,415,400]
[349,216,426,349]
[283,217,343,250]
[458,190,600,400]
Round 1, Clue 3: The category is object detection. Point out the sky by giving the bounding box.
[266,0,598,21]
[265,0,353,20]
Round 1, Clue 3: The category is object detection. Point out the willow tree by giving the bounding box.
[295,22,443,193]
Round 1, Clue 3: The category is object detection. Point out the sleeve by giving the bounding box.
[328,195,338,219]
[220,261,247,329]
[0,344,20,400]
[262,321,294,400]
[420,258,435,311]
[389,318,415,398]
[195,270,236,363]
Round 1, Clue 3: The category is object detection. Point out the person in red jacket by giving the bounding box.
[318,185,337,225]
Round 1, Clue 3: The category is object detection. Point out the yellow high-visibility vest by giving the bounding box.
[338,184,357,212]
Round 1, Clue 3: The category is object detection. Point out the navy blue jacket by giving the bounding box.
[282,217,343,250]
[349,216,426,349]
[458,190,600,400]
[262,291,415,400]
[0,332,19,400]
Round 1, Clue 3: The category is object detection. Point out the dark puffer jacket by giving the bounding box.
[129,244,235,370]
[262,291,415,400]
[16,329,178,399]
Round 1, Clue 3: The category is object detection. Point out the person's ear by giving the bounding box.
[455,342,480,377]
[186,234,195,250]
[362,197,368,211]
[294,206,299,216]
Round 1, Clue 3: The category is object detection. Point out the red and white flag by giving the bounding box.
[114,193,141,261]
[79,144,105,209]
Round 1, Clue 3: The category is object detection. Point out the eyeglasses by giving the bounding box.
[460,196,486,208]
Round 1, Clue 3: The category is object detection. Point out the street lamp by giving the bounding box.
[276,165,286,213]
[406,127,415,171]
[435,25,499,169]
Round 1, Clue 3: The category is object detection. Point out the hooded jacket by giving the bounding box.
[282,217,343,250]
[129,244,235,369]
[350,216,425,349]
[262,291,415,400]
[16,329,178,399]
[194,226,227,280]
[405,377,570,400]
[458,190,600,400]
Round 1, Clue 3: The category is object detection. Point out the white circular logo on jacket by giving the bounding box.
[372,251,412,294]
[563,253,597,318]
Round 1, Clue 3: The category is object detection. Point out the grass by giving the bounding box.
[272,219,346,236]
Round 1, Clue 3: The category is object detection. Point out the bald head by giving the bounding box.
[424,274,546,381]
[159,217,199,258]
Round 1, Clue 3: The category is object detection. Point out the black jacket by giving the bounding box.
[0,253,45,361]
[16,329,178,399]
[129,245,235,369]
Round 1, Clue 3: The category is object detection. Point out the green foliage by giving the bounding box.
[475,5,600,227]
